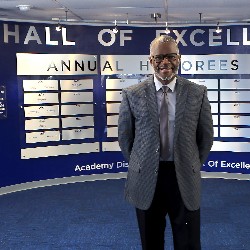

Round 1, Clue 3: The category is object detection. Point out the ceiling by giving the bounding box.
[0,0,250,27]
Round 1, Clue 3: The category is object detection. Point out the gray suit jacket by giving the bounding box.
[118,75,214,211]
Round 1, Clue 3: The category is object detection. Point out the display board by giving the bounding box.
[0,21,250,189]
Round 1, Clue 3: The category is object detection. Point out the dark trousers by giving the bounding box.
[136,162,201,250]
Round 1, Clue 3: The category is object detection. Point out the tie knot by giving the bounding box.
[162,85,168,94]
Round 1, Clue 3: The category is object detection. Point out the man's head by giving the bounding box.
[149,35,181,84]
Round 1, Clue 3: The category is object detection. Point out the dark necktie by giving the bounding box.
[160,85,170,161]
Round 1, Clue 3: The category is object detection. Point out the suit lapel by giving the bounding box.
[174,76,189,144]
[144,76,159,138]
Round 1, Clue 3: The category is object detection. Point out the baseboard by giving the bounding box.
[0,171,249,196]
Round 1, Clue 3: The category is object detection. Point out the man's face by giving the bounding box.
[150,42,181,82]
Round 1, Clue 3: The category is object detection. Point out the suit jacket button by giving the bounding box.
[155,168,158,174]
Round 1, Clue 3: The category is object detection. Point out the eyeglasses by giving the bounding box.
[151,53,178,63]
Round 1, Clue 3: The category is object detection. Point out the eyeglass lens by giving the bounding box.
[153,53,178,62]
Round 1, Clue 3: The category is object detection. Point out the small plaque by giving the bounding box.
[0,86,7,119]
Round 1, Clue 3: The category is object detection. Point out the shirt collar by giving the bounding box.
[154,74,177,92]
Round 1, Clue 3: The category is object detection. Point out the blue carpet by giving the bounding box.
[0,178,249,250]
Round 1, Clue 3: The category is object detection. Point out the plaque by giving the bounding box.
[0,86,7,119]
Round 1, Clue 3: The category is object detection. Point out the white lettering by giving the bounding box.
[24,26,42,44]
[4,24,19,43]
[209,29,222,46]
[220,60,227,70]
[207,160,218,168]
[98,29,116,46]
[181,61,192,71]
[173,29,187,46]
[220,161,250,169]
[45,27,58,45]
[243,28,250,45]
[227,29,240,45]
[62,27,75,45]
[140,60,150,71]
[190,29,205,46]
[117,161,129,168]
[155,30,166,37]
[120,30,133,46]
[116,61,123,71]
[208,60,216,70]
[74,162,114,172]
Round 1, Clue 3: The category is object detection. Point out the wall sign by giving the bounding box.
[0,21,249,189]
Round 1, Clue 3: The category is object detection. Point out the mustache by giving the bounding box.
[156,64,179,73]
[156,66,174,70]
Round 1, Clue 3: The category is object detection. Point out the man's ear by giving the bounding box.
[177,54,181,64]
[149,56,153,66]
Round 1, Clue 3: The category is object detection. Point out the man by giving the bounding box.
[118,35,213,250]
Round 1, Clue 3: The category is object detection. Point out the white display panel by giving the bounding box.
[62,116,94,128]
[213,127,218,137]
[25,118,60,131]
[101,55,154,75]
[220,115,250,125]
[102,141,120,151]
[106,91,122,102]
[212,141,250,152]
[207,91,218,101]
[212,115,218,126]
[21,142,100,159]
[23,80,58,91]
[220,91,250,101]
[221,127,250,138]
[220,79,250,89]
[26,130,60,143]
[210,103,219,114]
[107,115,119,126]
[220,103,250,113]
[24,105,59,117]
[17,53,99,159]
[106,103,120,114]
[62,128,94,140]
[106,79,138,89]
[24,93,59,104]
[61,92,93,103]
[17,54,98,75]
[60,79,93,90]
[188,79,219,89]
[107,127,118,137]
[61,104,94,115]
[182,54,250,74]
[17,52,250,159]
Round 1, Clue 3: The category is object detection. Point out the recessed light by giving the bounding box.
[16,5,32,11]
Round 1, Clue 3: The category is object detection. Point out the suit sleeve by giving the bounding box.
[118,89,135,162]
[196,87,214,165]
